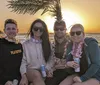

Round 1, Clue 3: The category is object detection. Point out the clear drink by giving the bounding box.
[73,58,80,72]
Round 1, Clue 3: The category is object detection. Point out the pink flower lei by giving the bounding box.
[71,42,84,58]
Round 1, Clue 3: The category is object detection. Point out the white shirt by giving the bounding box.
[20,38,54,75]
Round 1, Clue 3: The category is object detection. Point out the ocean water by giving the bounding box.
[16,33,100,44]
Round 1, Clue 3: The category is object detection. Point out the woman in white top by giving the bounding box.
[19,19,54,85]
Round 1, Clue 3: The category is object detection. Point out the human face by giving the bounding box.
[54,25,66,38]
[4,23,18,39]
[70,27,84,43]
[32,22,44,39]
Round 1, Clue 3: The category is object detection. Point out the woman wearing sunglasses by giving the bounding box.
[59,24,100,85]
[19,19,54,85]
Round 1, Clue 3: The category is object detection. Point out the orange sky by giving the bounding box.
[0,0,100,33]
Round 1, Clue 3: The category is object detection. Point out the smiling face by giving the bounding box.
[54,25,66,38]
[70,25,85,43]
[32,22,44,38]
[54,21,67,39]
[4,23,18,39]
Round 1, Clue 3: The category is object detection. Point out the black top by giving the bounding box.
[55,38,68,59]
[66,47,88,75]
[0,38,23,84]
[79,47,88,76]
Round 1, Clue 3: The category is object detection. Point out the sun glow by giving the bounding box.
[42,16,55,33]
[43,9,84,33]
[62,10,84,32]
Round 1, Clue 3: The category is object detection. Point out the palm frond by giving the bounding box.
[8,0,54,14]
[41,0,62,21]
[49,0,62,21]
[7,0,62,21]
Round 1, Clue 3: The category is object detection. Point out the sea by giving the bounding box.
[16,33,100,44]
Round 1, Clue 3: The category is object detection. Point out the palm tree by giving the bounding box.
[7,0,62,21]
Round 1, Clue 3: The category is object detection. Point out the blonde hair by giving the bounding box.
[70,24,84,32]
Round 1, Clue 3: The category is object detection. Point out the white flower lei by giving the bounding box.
[52,40,69,70]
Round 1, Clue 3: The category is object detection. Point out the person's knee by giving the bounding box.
[59,83,63,85]
[72,83,81,85]
[33,71,42,80]
[72,83,77,85]
[27,70,42,82]
[59,82,67,85]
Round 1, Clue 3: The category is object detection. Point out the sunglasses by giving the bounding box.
[6,27,16,30]
[54,28,65,31]
[33,27,44,32]
[70,31,82,36]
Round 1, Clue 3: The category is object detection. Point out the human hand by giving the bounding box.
[46,69,53,77]
[5,81,13,85]
[67,61,79,69]
[19,74,28,85]
[60,59,66,65]
[54,57,61,65]
[73,76,82,83]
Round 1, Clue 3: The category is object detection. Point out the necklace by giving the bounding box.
[52,40,68,62]
[71,42,83,58]
[51,40,69,70]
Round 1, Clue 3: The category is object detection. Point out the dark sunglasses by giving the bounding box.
[6,27,16,30]
[54,28,65,31]
[70,31,82,36]
[33,27,44,32]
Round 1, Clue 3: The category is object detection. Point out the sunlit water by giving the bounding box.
[16,33,100,44]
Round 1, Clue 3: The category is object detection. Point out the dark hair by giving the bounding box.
[28,19,51,62]
[54,20,66,30]
[4,19,17,29]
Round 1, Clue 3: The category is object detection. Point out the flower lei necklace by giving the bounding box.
[51,40,69,70]
[52,40,68,63]
[71,42,84,58]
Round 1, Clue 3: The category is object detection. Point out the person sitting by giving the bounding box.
[19,19,54,85]
[0,19,23,85]
[59,24,100,85]
[45,20,70,85]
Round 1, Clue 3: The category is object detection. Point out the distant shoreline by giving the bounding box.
[17,33,100,35]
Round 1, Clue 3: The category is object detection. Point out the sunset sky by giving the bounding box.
[0,0,100,33]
